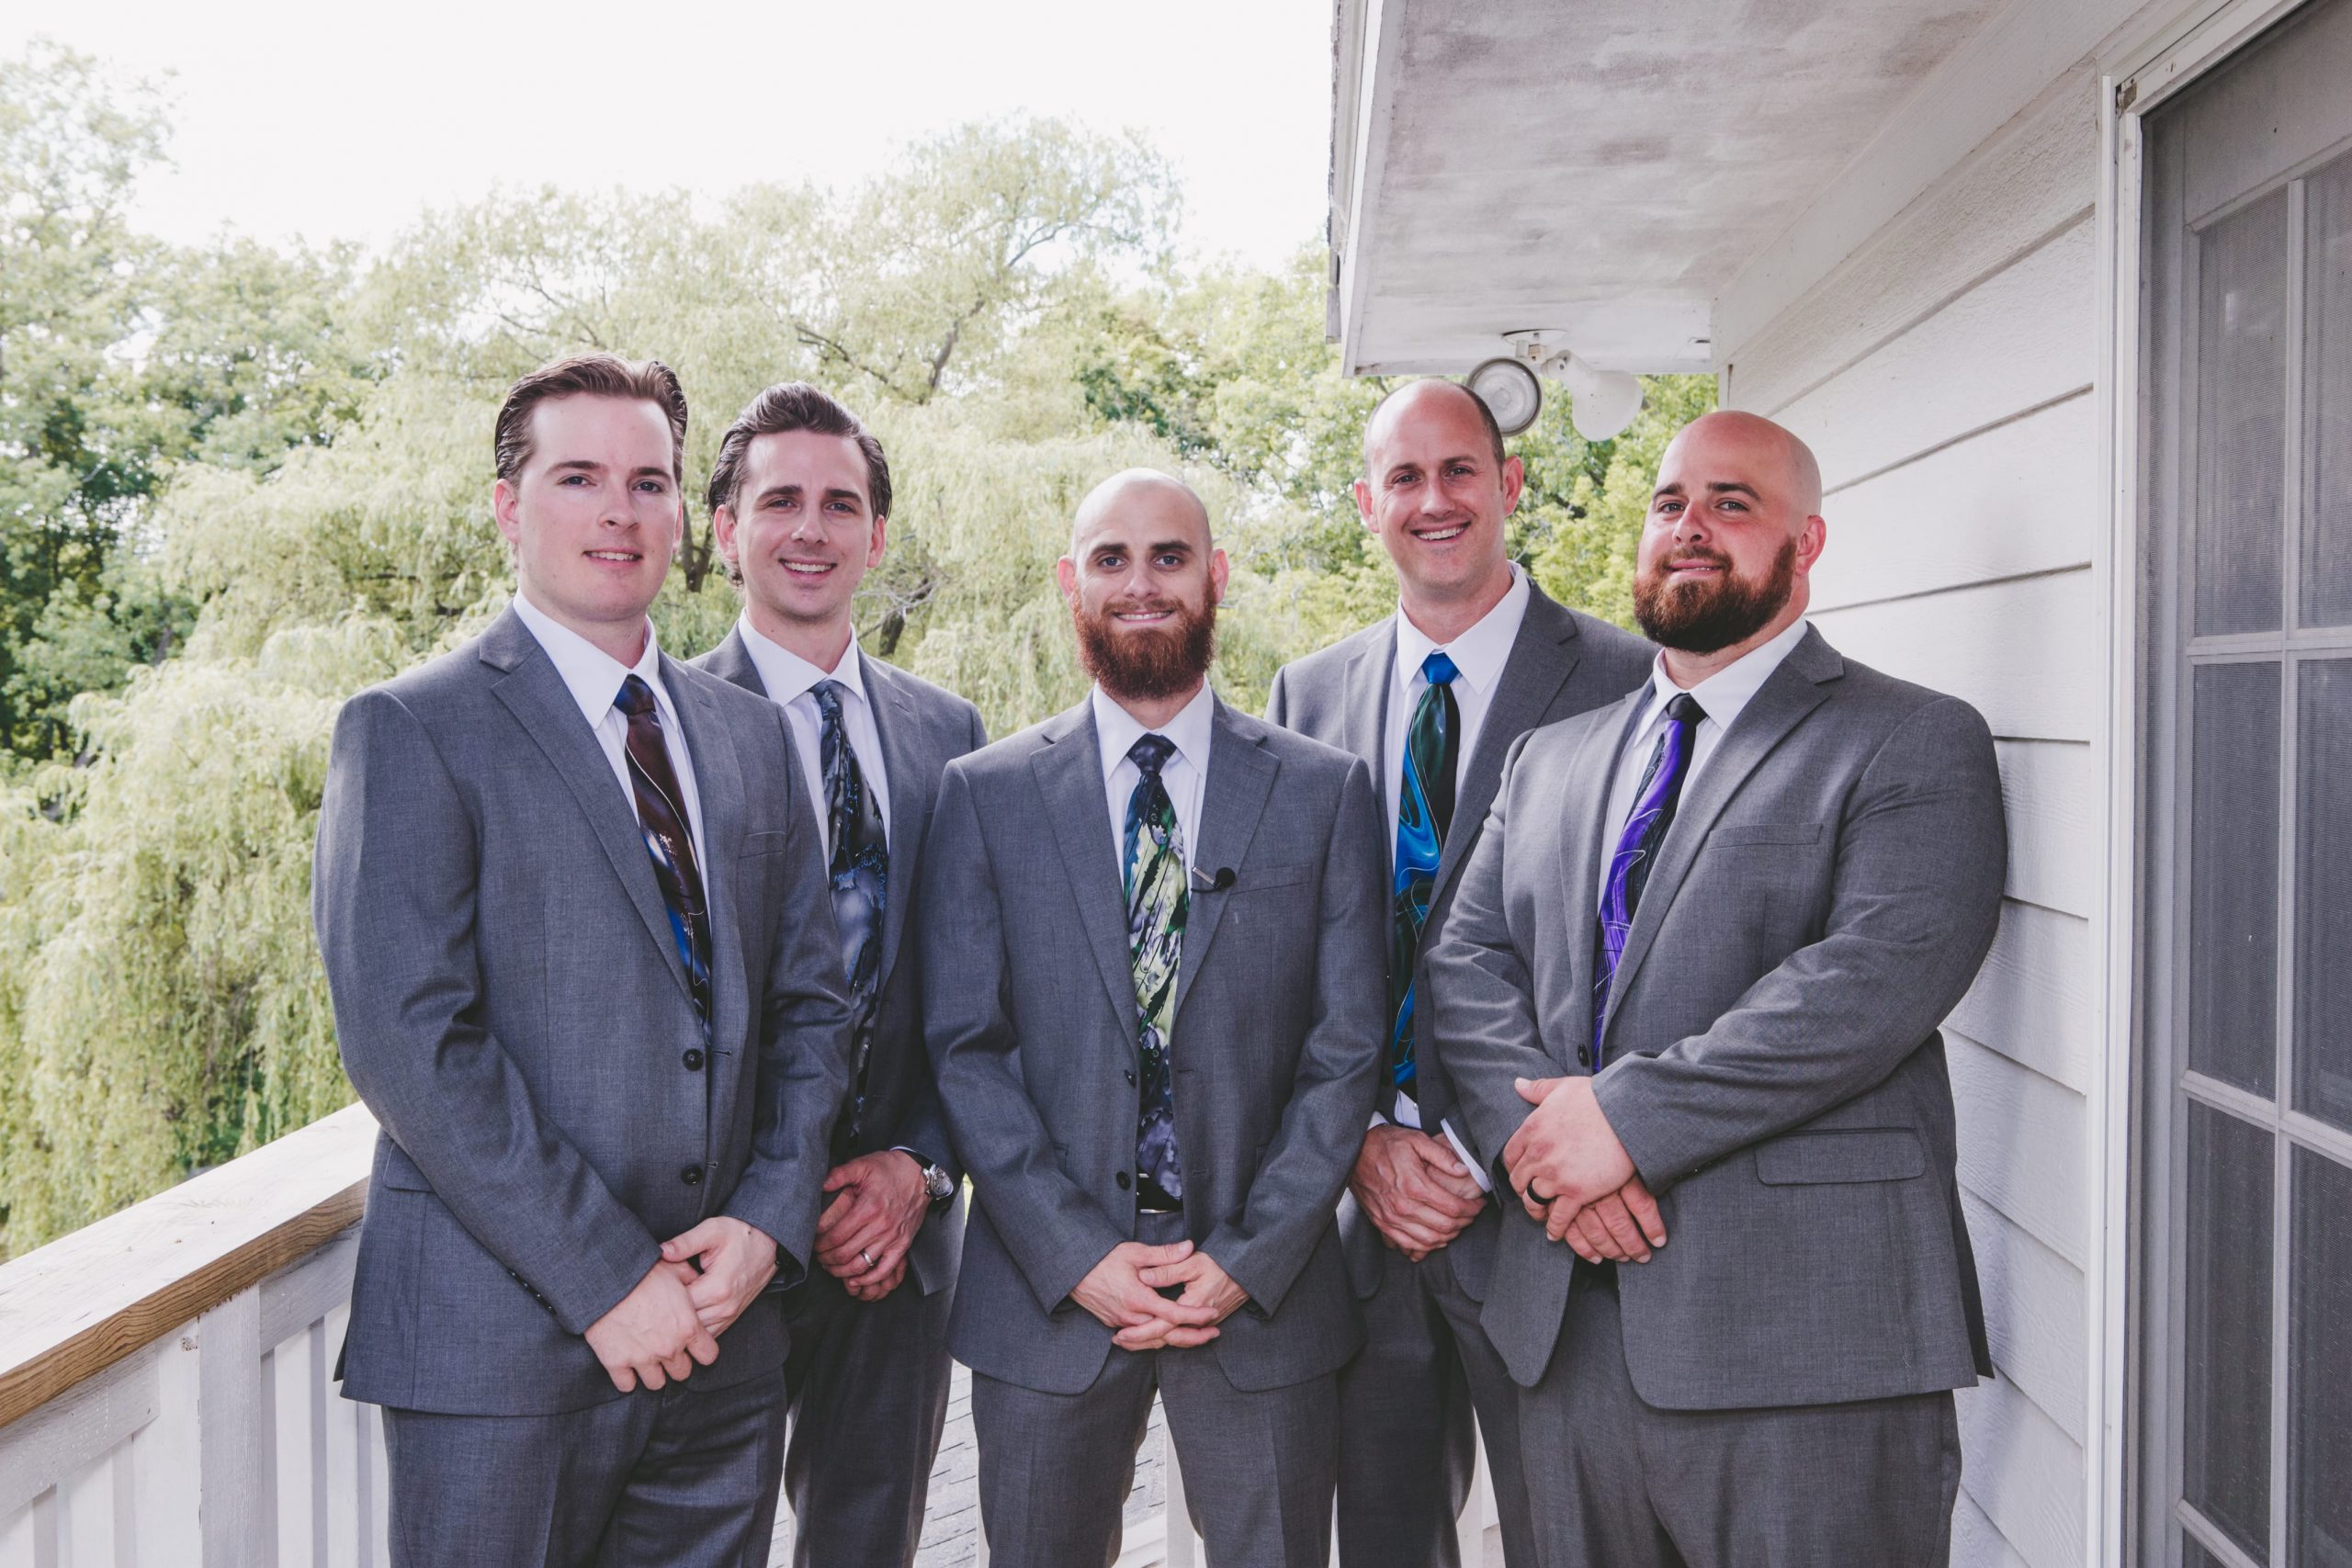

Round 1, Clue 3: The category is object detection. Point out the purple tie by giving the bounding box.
[1591,693,1707,1062]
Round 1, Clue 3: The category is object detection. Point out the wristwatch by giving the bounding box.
[918,1159,956,1205]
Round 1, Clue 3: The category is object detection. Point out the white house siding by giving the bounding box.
[1718,66,2108,1568]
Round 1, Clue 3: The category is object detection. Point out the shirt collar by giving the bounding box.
[1640,615,1813,736]
[1394,564,1532,695]
[512,588,669,729]
[1091,682,1216,782]
[737,615,866,709]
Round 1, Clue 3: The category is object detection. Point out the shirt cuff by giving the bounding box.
[1440,1119,1493,1193]
[1390,1089,1422,1131]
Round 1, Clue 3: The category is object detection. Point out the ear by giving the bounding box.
[492,478,523,547]
[1498,454,1526,516]
[1208,547,1231,606]
[1055,555,1080,607]
[1793,513,1827,578]
[712,502,741,571]
[1353,478,1375,528]
[867,513,889,569]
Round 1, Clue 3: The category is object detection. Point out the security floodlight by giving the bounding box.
[1495,329,1645,442]
[1464,356,1544,435]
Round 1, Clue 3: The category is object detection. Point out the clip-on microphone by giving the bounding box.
[1189,865,1236,893]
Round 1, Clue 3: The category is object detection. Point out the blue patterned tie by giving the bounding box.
[1124,733,1187,1204]
[812,680,888,1146]
[1592,693,1707,1061]
[1390,650,1459,1094]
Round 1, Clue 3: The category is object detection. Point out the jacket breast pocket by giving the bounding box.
[1709,821,1824,848]
[1232,862,1315,894]
[740,830,791,858]
[1753,1128,1924,1185]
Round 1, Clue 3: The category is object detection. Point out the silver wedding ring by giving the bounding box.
[860,1247,876,1269]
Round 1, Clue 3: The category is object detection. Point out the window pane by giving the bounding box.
[2184,1100,2274,1562]
[2299,660,2352,1132]
[2183,1540,2229,1568]
[2197,191,2289,637]
[2306,153,2352,629]
[2291,1147,2352,1563]
[2190,662,2282,1095]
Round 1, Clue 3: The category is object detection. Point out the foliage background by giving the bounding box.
[0,41,1712,1251]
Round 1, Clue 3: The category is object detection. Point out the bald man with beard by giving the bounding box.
[920,471,1387,1566]
[1427,412,2006,1565]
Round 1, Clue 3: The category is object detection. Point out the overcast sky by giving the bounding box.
[7,0,1335,265]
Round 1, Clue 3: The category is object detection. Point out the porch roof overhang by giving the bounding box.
[1326,0,2008,377]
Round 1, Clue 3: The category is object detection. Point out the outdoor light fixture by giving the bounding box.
[1464,356,1544,434]
[1469,329,1645,443]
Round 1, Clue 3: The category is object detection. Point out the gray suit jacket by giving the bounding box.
[1266,584,1653,1298]
[1429,626,2005,1408]
[693,626,986,1296]
[315,607,856,1416]
[920,695,1388,1395]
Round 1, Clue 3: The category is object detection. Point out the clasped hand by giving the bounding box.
[1501,1076,1668,1266]
[1351,1123,1485,1261]
[813,1150,931,1302]
[1072,1239,1248,1351]
[583,1215,779,1393]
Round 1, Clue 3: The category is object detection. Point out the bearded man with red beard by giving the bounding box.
[1427,411,2007,1567]
[918,469,1388,1567]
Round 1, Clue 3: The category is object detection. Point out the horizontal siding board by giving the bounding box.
[1727,73,2099,415]
[1772,218,2098,493]
[1947,1029,2086,1267]
[1950,900,2094,1093]
[1810,569,2098,742]
[1952,1486,2035,1568]
[1962,1190,2088,1446]
[1995,740,2098,919]
[1809,391,2099,614]
[1956,1370,2086,1568]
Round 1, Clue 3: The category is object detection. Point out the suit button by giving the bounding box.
[1115,1171,1132,1190]
[1577,1047,1592,1068]
[681,1164,704,1187]
[1125,1068,1137,1085]
[682,1048,705,1071]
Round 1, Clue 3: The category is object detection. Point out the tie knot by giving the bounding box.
[616,673,658,718]
[811,680,845,720]
[1667,692,1707,727]
[1421,649,1460,687]
[1128,732,1177,779]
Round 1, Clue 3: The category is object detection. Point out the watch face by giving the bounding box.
[925,1165,955,1199]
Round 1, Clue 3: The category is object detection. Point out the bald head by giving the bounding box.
[1363,378,1506,477]
[1660,411,1823,517]
[1072,468,1210,553]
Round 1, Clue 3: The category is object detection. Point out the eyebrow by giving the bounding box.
[1386,453,1480,480]
[1092,537,1193,558]
[1651,479,1763,501]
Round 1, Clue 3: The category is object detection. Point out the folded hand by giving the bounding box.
[661,1215,780,1337]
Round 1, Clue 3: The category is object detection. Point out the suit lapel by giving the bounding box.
[1032,704,1143,1038]
[1598,629,1841,1047]
[1172,701,1277,1020]
[864,653,930,994]
[700,627,763,695]
[1338,622,1395,774]
[483,615,691,1006]
[1433,595,1584,904]
[1557,690,1648,1062]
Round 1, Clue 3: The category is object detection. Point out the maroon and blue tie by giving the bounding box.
[616,674,712,1038]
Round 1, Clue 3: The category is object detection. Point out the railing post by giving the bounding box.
[197,1290,266,1566]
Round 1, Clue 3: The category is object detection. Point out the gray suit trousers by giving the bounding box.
[1517,1269,1961,1568]
[379,1369,786,1568]
[1338,1246,1535,1568]
[779,1265,956,1568]
[972,1211,1340,1567]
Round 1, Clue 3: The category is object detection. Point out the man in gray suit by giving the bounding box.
[1266,378,1651,1568]
[314,355,855,1566]
[921,469,1387,1566]
[692,383,984,1568]
[1429,410,2005,1565]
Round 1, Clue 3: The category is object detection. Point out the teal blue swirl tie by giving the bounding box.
[1390,650,1459,1094]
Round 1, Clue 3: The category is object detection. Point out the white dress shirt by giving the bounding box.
[512,590,708,872]
[1092,682,1214,880]
[1381,567,1532,1180]
[1595,615,1814,900]
[734,616,893,862]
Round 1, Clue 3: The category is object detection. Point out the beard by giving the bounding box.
[1633,536,1798,653]
[1073,594,1218,703]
